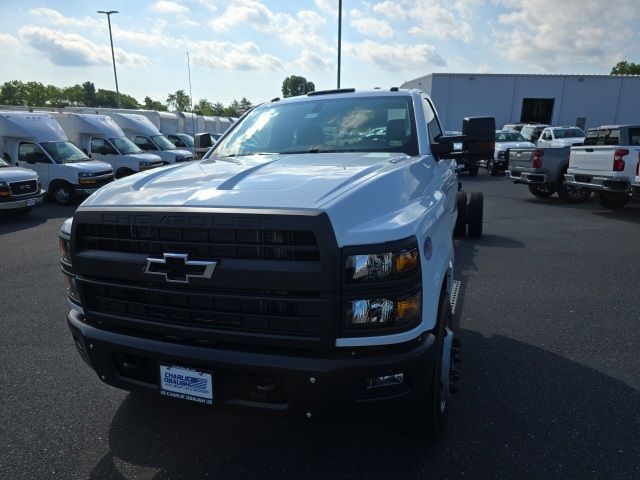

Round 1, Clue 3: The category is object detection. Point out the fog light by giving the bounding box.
[366,372,404,389]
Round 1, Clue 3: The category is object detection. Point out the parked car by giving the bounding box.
[485,130,535,175]
[59,87,495,439]
[0,156,43,213]
[507,146,590,202]
[564,125,640,208]
[520,124,549,144]
[0,111,113,205]
[536,127,585,148]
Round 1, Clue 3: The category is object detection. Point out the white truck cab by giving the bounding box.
[537,127,586,148]
[53,113,163,179]
[0,111,113,205]
[109,113,194,165]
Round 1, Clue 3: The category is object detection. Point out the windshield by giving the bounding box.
[179,134,194,147]
[41,141,89,164]
[496,132,526,142]
[213,96,418,158]
[152,135,178,150]
[109,137,142,155]
[553,128,585,139]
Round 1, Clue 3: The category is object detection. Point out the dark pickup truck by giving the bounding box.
[506,146,590,202]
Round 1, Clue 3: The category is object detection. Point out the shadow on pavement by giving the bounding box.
[0,201,76,235]
[89,330,640,479]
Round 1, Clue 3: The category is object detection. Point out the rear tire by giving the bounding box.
[596,191,630,209]
[527,184,556,198]
[50,181,76,206]
[454,191,467,237]
[415,291,454,441]
[467,192,483,238]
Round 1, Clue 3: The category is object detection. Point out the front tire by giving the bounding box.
[50,182,76,206]
[596,191,630,209]
[416,291,454,440]
[527,184,556,198]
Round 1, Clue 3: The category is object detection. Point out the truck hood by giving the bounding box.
[125,153,163,163]
[82,152,406,208]
[65,160,113,173]
[0,166,39,182]
[496,141,535,151]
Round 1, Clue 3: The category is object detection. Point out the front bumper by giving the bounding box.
[0,191,44,211]
[564,174,630,193]
[67,308,436,420]
[507,169,547,184]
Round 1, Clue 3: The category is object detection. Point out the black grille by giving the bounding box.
[77,224,319,261]
[9,180,37,196]
[80,279,323,337]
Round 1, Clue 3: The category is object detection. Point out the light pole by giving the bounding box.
[97,10,120,107]
[337,0,342,88]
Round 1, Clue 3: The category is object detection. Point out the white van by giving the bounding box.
[53,113,163,179]
[109,113,193,164]
[0,111,113,205]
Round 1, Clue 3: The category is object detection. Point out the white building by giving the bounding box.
[400,73,640,131]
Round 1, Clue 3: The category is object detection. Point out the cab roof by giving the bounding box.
[0,111,68,142]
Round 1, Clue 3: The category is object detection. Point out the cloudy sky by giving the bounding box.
[0,0,635,105]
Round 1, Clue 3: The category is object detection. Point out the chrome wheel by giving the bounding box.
[54,186,70,204]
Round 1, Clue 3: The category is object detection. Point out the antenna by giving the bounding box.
[187,51,195,137]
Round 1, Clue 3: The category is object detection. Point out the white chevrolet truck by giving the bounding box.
[59,89,493,438]
[565,125,640,208]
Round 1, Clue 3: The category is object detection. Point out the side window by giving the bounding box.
[168,135,186,147]
[18,142,50,164]
[628,128,640,146]
[583,131,599,146]
[604,130,620,146]
[91,138,117,155]
[422,97,442,144]
[135,136,155,151]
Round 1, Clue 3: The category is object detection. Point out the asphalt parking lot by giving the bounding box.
[1,172,639,480]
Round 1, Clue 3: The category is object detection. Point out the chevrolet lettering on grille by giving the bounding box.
[144,253,217,284]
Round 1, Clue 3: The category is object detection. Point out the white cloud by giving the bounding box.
[29,7,101,29]
[408,2,473,42]
[314,0,338,15]
[195,0,217,11]
[371,1,407,19]
[344,39,446,71]
[18,26,149,67]
[297,49,333,71]
[0,33,19,48]
[350,9,394,38]
[492,0,639,71]
[151,1,189,14]
[187,40,287,71]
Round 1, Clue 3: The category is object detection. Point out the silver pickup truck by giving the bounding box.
[506,146,591,202]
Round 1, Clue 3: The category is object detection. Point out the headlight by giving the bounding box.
[78,172,96,178]
[139,161,154,167]
[346,248,419,283]
[0,181,10,197]
[59,217,73,264]
[345,291,421,330]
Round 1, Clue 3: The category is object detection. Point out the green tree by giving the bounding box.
[222,99,241,117]
[238,96,253,115]
[281,75,315,97]
[62,84,85,106]
[166,90,191,111]
[119,93,140,109]
[0,80,28,105]
[611,61,640,75]
[143,96,167,111]
[211,102,225,115]
[82,81,97,107]
[193,98,214,116]
[23,82,49,107]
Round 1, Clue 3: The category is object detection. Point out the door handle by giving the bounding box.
[585,148,593,152]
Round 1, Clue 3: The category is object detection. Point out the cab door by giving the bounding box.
[90,137,120,171]
[17,142,51,190]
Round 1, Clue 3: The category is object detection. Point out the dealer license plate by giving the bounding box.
[26,199,36,207]
[159,364,214,405]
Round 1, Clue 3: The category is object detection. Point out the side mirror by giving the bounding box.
[194,133,212,148]
[432,117,495,161]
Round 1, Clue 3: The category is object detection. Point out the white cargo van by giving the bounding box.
[109,113,193,164]
[0,111,113,205]
[53,113,163,179]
